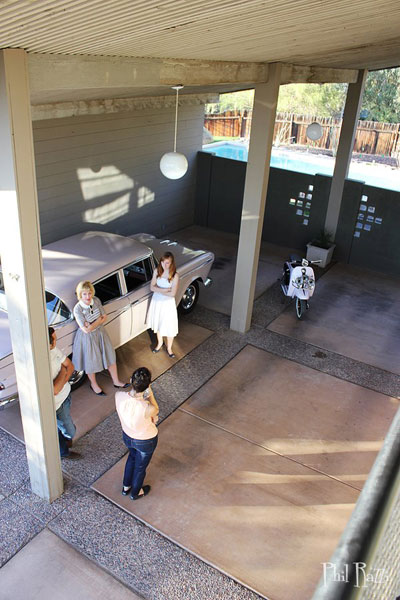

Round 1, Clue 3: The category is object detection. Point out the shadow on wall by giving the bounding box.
[44,159,196,244]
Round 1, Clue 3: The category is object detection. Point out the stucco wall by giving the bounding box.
[33,103,205,245]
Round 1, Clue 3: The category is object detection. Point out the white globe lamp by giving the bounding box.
[306,122,323,141]
[160,85,188,180]
[160,151,188,180]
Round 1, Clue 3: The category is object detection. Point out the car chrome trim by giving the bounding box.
[131,294,152,306]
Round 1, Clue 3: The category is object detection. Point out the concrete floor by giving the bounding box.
[92,345,398,600]
[1,225,399,600]
[0,529,141,600]
[172,225,297,315]
[268,262,400,375]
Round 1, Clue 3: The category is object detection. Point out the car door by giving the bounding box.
[94,272,132,349]
[123,256,154,338]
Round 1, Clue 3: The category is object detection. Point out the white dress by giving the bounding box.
[146,276,179,337]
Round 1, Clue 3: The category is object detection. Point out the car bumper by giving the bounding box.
[0,384,18,408]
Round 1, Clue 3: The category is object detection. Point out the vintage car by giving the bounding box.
[0,231,213,406]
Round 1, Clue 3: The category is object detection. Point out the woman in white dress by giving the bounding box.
[146,252,179,358]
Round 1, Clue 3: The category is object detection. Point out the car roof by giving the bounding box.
[42,231,152,309]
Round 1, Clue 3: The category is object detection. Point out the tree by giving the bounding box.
[361,68,400,123]
[277,83,347,117]
[205,67,400,124]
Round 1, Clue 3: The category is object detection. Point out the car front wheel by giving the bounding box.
[178,281,199,314]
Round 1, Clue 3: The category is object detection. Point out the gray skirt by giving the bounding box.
[72,326,116,374]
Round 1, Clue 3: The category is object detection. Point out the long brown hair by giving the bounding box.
[157,252,176,281]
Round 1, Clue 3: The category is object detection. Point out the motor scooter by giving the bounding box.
[280,256,321,318]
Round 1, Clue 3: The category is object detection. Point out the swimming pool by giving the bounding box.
[202,142,400,192]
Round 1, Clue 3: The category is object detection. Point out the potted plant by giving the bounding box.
[306,229,336,268]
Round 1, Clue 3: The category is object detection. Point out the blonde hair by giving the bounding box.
[76,280,95,299]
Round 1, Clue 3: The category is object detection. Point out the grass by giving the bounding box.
[203,135,241,144]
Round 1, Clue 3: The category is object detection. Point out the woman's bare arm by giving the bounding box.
[169,273,179,298]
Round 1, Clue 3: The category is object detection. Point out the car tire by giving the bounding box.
[68,356,87,390]
[178,281,199,315]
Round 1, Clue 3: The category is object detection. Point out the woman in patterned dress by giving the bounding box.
[72,280,128,395]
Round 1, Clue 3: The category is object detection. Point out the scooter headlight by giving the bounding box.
[293,276,302,288]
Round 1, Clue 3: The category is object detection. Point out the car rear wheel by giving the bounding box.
[178,281,199,314]
[68,357,87,390]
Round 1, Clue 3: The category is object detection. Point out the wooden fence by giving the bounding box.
[204,110,400,157]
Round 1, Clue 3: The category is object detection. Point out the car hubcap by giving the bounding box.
[181,285,196,310]
[69,369,85,385]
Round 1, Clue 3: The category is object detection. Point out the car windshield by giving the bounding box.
[0,274,70,324]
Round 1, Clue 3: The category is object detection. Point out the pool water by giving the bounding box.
[202,142,400,192]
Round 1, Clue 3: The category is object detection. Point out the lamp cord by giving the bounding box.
[173,87,179,153]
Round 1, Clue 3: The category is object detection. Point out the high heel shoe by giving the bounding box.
[152,345,163,353]
[113,383,130,389]
[130,485,151,500]
[90,385,106,396]
[165,347,175,358]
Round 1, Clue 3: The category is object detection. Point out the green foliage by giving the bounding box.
[312,229,333,250]
[277,83,347,118]
[361,69,400,123]
[206,90,254,113]
[205,67,400,124]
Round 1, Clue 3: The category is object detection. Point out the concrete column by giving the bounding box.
[230,63,281,333]
[324,69,368,237]
[0,49,63,501]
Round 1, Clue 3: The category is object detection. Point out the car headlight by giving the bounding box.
[0,382,5,391]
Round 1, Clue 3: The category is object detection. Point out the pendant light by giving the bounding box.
[306,122,323,141]
[160,85,188,180]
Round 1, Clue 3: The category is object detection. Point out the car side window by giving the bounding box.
[46,292,71,325]
[95,273,121,304]
[124,258,152,293]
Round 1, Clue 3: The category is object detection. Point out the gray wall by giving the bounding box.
[33,104,205,244]
[196,152,400,278]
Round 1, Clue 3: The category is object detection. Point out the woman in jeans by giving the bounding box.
[115,367,159,500]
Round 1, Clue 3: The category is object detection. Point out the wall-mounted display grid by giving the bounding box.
[353,194,383,237]
[289,184,314,226]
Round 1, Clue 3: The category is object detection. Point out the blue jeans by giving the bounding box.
[122,432,158,496]
[56,394,76,457]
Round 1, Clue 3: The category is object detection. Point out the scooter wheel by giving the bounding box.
[295,297,307,319]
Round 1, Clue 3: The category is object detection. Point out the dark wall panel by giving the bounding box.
[263,170,330,249]
[334,180,364,262]
[348,185,400,276]
[194,151,213,226]
[206,157,246,234]
[195,152,400,277]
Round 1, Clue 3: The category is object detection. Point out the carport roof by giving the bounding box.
[1,0,399,71]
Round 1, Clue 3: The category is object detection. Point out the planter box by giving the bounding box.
[306,242,336,268]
